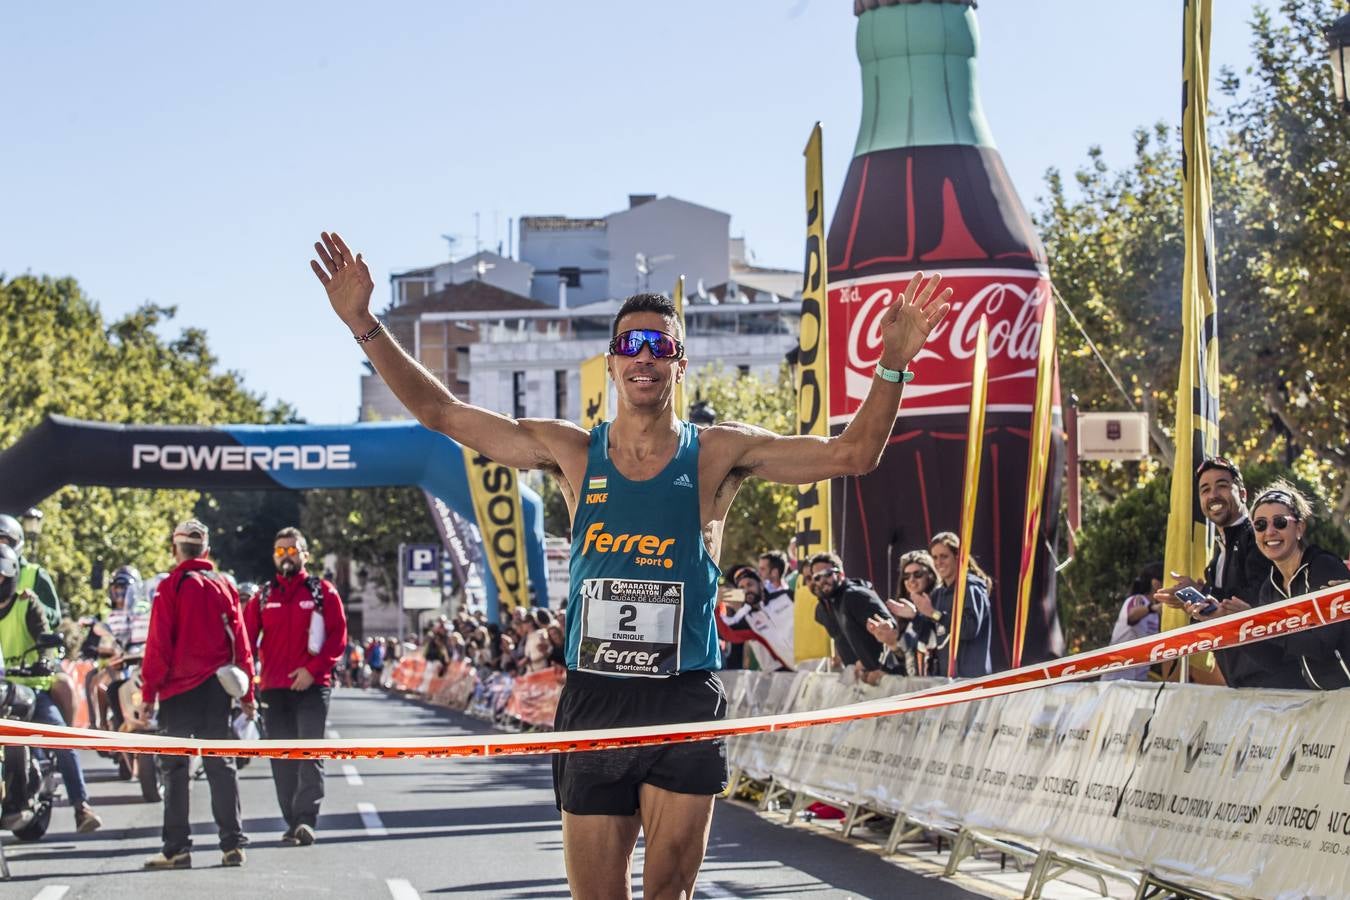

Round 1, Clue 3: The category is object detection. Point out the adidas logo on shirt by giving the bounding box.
[664,586,680,598]
[673,473,693,488]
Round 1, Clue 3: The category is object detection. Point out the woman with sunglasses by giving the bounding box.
[311,231,951,899]
[1252,483,1350,689]
[866,550,943,676]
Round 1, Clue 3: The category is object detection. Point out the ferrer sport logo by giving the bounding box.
[133,443,356,472]
[580,521,676,569]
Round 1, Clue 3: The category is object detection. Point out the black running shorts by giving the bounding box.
[552,669,728,816]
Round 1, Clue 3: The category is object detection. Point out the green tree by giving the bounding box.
[0,276,290,617]
[1040,0,1349,504]
[195,489,306,583]
[686,364,799,571]
[299,486,440,605]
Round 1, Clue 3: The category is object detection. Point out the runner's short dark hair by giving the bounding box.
[613,293,682,340]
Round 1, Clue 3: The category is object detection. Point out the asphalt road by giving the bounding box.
[0,688,980,899]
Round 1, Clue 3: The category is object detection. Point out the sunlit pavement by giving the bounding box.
[1,689,986,899]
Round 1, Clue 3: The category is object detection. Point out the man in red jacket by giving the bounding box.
[243,526,347,847]
[139,519,254,869]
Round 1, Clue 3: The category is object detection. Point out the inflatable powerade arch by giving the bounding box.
[0,415,548,616]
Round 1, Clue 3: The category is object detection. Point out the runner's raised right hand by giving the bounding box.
[310,231,376,333]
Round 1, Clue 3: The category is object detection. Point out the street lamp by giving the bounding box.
[1329,13,1350,112]
[20,508,43,557]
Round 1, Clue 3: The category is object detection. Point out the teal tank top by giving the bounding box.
[565,421,722,676]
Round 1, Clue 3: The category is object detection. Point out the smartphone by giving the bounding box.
[1175,585,1218,615]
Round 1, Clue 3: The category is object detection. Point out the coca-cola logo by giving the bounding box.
[828,271,1052,421]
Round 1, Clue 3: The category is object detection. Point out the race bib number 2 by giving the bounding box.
[578,578,684,677]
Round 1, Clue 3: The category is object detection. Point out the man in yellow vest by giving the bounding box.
[0,543,101,833]
[0,513,78,728]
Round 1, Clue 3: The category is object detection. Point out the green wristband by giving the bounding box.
[874,362,915,384]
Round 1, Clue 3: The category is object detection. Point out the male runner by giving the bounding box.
[310,231,949,900]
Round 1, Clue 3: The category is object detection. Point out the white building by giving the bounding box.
[389,250,534,306]
[367,192,802,424]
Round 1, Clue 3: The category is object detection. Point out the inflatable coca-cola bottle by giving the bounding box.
[828,0,1064,667]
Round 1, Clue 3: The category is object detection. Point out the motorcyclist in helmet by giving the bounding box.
[0,543,102,833]
[0,513,80,729]
[86,566,150,731]
[0,515,60,629]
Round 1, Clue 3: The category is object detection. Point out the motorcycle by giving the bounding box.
[107,656,163,801]
[0,632,67,843]
[79,619,162,801]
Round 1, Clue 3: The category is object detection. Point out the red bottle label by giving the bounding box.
[827,268,1051,422]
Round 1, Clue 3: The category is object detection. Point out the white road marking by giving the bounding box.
[386,878,421,900]
[358,801,387,836]
[699,884,736,899]
[326,728,340,738]
[342,763,363,786]
[32,888,71,900]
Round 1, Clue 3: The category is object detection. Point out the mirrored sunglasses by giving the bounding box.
[811,568,840,582]
[609,329,684,359]
[1253,514,1296,532]
[273,546,303,559]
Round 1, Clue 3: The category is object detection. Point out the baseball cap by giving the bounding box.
[727,565,761,586]
[172,518,210,547]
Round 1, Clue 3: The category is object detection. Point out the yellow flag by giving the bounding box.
[1013,303,1056,668]
[950,319,989,676]
[1163,0,1220,649]
[579,354,608,430]
[463,448,530,613]
[793,123,834,663]
[673,274,687,419]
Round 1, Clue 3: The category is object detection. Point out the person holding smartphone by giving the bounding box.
[1155,457,1278,686]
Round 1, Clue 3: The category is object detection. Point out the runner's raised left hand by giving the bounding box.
[879,271,952,370]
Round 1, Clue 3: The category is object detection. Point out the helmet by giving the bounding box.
[109,565,142,607]
[0,544,18,579]
[0,515,22,552]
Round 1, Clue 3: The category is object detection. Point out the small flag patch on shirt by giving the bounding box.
[588,476,607,491]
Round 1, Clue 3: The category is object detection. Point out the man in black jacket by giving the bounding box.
[1156,457,1282,686]
[807,552,894,673]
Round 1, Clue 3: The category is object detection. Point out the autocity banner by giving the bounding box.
[723,672,1350,899]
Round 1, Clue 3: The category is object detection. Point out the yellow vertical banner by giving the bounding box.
[794,123,834,663]
[672,274,687,419]
[1012,303,1056,668]
[1163,0,1220,646]
[949,319,989,676]
[579,354,608,430]
[463,448,531,613]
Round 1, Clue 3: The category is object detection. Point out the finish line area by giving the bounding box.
[7,690,985,900]
[6,583,1349,898]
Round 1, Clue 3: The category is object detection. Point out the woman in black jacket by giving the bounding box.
[1252,484,1350,689]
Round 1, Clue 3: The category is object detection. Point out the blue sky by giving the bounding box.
[0,1,1270,424]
